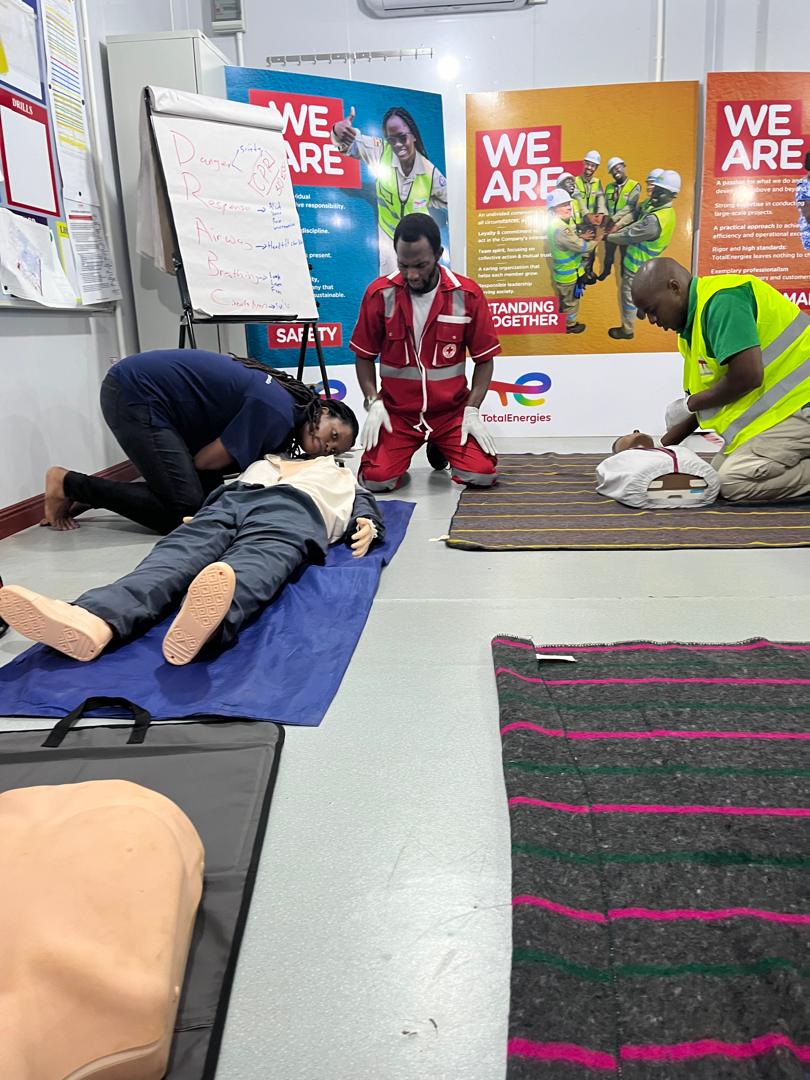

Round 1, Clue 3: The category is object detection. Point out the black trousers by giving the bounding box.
[75,485,327,648]
[63,373,223,534]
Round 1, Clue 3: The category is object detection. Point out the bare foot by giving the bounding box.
[43,467,78,531]
[40,501,90,527]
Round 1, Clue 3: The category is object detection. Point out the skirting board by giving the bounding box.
[0,462,139,540]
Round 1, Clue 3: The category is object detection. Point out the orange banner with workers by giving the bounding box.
[466,81,699,355]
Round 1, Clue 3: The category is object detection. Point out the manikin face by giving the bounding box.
[298,407,355,456]
[612,431,655,453]
[395,236,442,293]
[384,115,416,166]
[582,159,597,180]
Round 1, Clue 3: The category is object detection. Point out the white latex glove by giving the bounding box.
[664,395,694,429]
[361,398,392,451]
[460,405,497,457]
[351,516,377,559]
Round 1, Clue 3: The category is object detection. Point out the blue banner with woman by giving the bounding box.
[226,67,450,368]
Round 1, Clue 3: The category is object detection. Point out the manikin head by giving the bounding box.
[611,431,655,453]
[393,212,443,294]
[631,257,693,334]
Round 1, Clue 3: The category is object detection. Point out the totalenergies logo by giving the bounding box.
[315,379,347,401]
[489,372,552,407]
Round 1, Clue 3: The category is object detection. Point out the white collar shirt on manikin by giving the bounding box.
[237,455,357,543]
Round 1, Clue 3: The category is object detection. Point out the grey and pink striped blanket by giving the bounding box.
[494,635,810,1079]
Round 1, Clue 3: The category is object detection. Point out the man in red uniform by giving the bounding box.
[350,213,500,490]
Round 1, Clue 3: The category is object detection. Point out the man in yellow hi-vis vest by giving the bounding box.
[556,172,584,224]
[332,106,447,276]
[598,155,641,285]
[574,150,606,284]
[632,256,810,502]
[604,169,679,341]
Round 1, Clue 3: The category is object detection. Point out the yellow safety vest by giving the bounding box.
[574,174,602,213]
[375,143,435,241]
[548,216,583,284]
[605,177,638,215]
[624,205,675,273]
[679,274,810,454]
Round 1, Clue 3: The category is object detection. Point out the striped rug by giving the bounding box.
[448,454,810,550]
[494,635,810,1078]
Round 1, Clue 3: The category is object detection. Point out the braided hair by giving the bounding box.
[382,106,428,158]
[230,355,358,455]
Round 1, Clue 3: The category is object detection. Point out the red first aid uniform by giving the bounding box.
[349,265,501,487]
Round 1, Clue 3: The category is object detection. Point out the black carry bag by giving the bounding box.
[0,697,284,1080]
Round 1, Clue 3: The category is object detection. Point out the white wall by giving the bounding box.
[0,0,213,507]
[3,0,809,504]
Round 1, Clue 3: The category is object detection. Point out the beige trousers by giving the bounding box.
[553,280,580,326]
[620,265,636,334]
[712,408,810,502]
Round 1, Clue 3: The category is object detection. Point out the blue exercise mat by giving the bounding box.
[0,501,413,726]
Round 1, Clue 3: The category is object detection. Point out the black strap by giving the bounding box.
[42,697,152,748]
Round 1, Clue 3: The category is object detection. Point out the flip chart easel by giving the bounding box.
[144,86,330,395]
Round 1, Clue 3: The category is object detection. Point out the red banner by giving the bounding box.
[474,124,579,210]
[699,73,810,310]
[266,322,343,349]
[249,90,361,188]
[714,99,805,176]
[488,297,563,334]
